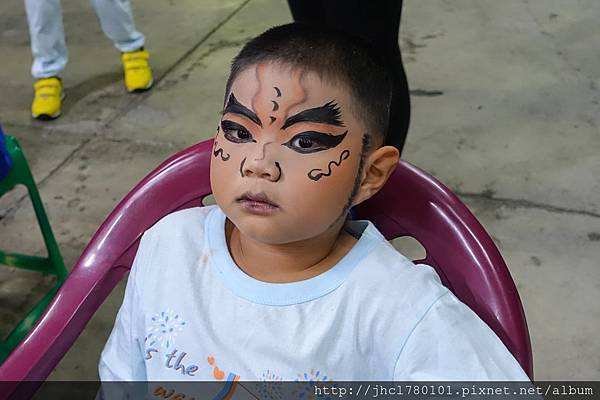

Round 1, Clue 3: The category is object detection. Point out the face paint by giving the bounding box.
[239,157,246,178]
[251,65,308,129]
[270,87,282,125]
[282,130,348,154]
[328,133,371,228]
[307,150,351,181]
[210,63,370,245]
[223,93,263,127]
[273,162,282,183]
[281,100,344,130]
[213,125,231,161]
[213,143,231,161]
[277,97,347,176]
[220,120,257,144]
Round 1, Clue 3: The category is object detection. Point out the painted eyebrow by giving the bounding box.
[222,93,263,127]
[281,100,344,130]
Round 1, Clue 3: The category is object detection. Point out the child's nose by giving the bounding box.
[242,142,282,182]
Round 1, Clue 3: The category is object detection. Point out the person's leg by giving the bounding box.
[25,0,68,78]
[287,0,410,154]
[89,0,145,52]
[287,0,325,24]
[370,1,410,153]
[90,0,152,92]
[323,0,410,153]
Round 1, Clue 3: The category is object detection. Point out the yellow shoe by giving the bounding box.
[121,49,153,92]
[31,77,64,120]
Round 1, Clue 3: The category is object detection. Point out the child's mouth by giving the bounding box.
[236,192,280,216]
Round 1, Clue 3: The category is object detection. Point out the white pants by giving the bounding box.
[25,0,145,78]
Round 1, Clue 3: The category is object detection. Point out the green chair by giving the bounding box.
[0,134,67,363]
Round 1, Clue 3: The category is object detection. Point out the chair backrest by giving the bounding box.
[352,162,533,378]
[0,139,533,395]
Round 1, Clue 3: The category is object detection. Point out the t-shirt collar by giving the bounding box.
[205,206,383,306]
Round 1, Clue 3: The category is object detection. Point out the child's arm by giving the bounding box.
[98,232,152,382]
[393,291,530,381]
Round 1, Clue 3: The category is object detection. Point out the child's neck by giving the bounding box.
[225,218,358,283]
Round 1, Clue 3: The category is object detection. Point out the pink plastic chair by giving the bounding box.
[0,138,533,398]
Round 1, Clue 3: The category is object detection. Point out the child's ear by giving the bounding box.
[352,145,400,206]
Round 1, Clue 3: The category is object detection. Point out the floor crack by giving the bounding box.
[457,190,600,219]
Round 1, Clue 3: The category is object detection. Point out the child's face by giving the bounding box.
[210,62,368,244]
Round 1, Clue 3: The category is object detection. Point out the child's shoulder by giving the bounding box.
[146,204,216,237]
[134,205,219,269]
[350,230,449,303]
[130,206,221,292]
[342,228,452,328]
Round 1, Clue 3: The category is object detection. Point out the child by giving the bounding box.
[99,23,528,387]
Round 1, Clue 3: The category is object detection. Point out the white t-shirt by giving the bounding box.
[99,205,528,386]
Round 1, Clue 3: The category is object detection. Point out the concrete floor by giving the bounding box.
[0,0,599,381]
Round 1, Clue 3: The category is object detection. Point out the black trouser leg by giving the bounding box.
[286,0,410,154]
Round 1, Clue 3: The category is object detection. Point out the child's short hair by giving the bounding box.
[225,23,393,148]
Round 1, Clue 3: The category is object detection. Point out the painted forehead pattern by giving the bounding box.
[224,64,345,130]
[252,64,305,128]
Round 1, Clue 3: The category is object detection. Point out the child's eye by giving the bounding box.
[220,120,256,143]
[289,136,323,152]
[283,131,347,154]
[298,137,314,148]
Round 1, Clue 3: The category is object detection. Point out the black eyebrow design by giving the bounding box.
[222,93,262,127]
[281,100,344,130]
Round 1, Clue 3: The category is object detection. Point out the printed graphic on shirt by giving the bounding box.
[145,309,186,349]
[235,368,336,400]
[144,311,203,378]
[150,383,238,400]
[146,355,239,400]
[207,355,241,382]
[144,312,336,399]
[206,355,241,399]
[291,369,335,400]
[255,369,283,399]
